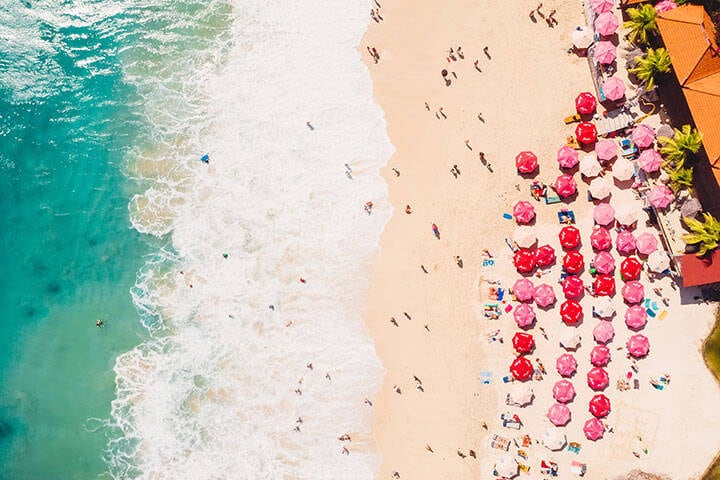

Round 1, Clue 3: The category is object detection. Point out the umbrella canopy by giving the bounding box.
[591,226,613,249]
[512,332,535,353]
[553,379,576,403]
[508,383,534,406]
[620,256,642,281]
[548,403,572,426]
[593,320,615,344]
[560,330,582,350]
[510,356,534,381]
[534,283,556,307]
[594,40,617,65]
[591,0,614,13]
[557,145,580,168]
[513,200,536,224]
[680,198,702,219]
[584,417,605,441]
[616,206,640,226]
[541,428,568,451]
[590,345,611,366]
[647,250,670,273]
[593,274,616,296]
[513,226,537,249]
[563,251,585,274]
[535,244,557,267]
[632,124,656,149]
[593,297,615,318]
[514,249,536,273]
[516,151,538,173]
[580,154,602,178]
[589,177,612,199]
[555,174,578,198]
[595,12,620,36]
[561,300,583,324]
[512,278,535,302]
[576,122,598,145]
[589,394,611,418]
[616,230,637,253]
[602,76,626,101]
[595,138,617,161]
[572,26,594,49]
[622,281,645,304]
[638,149,662,173]
[556,353,578,377]
[612,157,635,181]
[655,0,678,13]
[575,92,597,114]
[648,184,674,209]
[627,334,650,358]
[587,367,610,390]
[594,250,616,274]
[495,456,518,479]
[559,225,581,249]
[625,305,648,329]
[562,275,584,299]
[514,303,537,328]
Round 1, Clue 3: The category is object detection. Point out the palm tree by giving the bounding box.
[629,48,672,89]
[683,212,720,257]
[666,166,694,193]
[659,124,703,169]
[624,4,659,46]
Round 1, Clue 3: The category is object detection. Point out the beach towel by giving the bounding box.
[479,371,493,385]
[490,434,510,451]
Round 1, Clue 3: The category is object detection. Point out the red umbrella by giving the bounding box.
[593,275,616,296]
[590,345,611,366]
[589,394,611,418]
[620,257,642,281]
[514,249,536,273]
[584,418,605,441]
[575,92,597,114]
[554,174,578,198]
[563,251,585,274]
[590,227,612,251]
[575,122,598,145]
[559,225,581,249]
[560,300,583,324]
[534,244,556,267]
[562,275,584,299]
[587,367,609,391]
[513,200,536,224]
[512,332,535,353]
[516,151,539,173]
[622,281,645,304]
[511,356,534,381]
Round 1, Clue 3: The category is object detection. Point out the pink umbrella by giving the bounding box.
[513,200,536,224]
[636,232,659,255]
[625,305,648,329]
[556,353,578,377]
[555,174,578,198]
[593,321,615,344]
[595,138,617,161]
[638,149,662,173]
[512,278,535,302]
[602,76,626,101]
[616,230,636,254]
[593,250,616,274]
[647,184,674,209]
[548,403,572,426]
[591,226,613,249]
[594,41,617,65]
[584,417,605,441]
[514,303,537,328]
[627,334,650,358]
[534,283,556,307]
[632,124,656,149]
[557,145,580,168]
[587,367,609,391]
[655,0,678,14]
[622,281,645,304]
[553,379,576,403]
[590,345,611,366]
[590,0,614,13]
[595,12,620,36]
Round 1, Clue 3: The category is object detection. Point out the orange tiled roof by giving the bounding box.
[680,250,720,287]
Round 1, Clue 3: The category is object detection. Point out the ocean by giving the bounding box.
[0,0,392,479]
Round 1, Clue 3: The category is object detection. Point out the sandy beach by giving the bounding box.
[361,1,720,479]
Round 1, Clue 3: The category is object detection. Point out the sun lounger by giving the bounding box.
[545,194,562,204]
[568,442,581,454]
[518,463,531,473]
[564,113,582,124]
[571,461,587,476]
[515,435,532,448]
[620,138,639,159]
[491,434,510,451]
[541,460,559,476]
[480,371,493,384]
[558,210,575,224]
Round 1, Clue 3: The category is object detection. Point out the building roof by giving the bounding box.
[680,250,720,287]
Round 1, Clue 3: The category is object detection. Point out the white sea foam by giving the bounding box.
[111,0,392,478]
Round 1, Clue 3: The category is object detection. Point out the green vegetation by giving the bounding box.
[629,48,672,89]
[666,166,694,194]
[659,124,703,169]
[701,307,720,479]
[624,4,659,45]
[683,212,720,256]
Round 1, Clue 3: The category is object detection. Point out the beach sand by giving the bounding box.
[361,1,720,479]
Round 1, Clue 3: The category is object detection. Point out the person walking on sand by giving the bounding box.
[392,167,400,176]
[432,223,440,238]
[473,60,481,72]
[405,205,412,214]
[390,317,398,327]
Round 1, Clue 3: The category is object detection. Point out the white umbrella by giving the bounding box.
[616,205,640,225]
[589,177,612,199]
[572,26,594,49]
[508,383,534,406]
[542,428,568,451]
[580,154,603,178]
[560,330,582,350]
[513,226,537,249]
[612,157,635,181]
[495,456,518,479]
[647,250,670,273]
[593,297,615,317]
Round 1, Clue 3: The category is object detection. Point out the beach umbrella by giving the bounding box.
[556,353,578,377]
[495,456,518,479]
[561,300,583,325]
[622,281,645,304]
[647,250,670,273]
[590,345,611,366]
[681,198,702,219]
[594,41,617,65]
[620,257,642,281]
[593,297,615,318]
[584,418,605,441]
[560,330,582,350]
[593,321,615,344]
[593,274,616,296]
[513,200,536,224]
[514,226,537,249]
[572,26,594,49]
[595,12,620,36]
[541,428,568,451]
[575,92,597,114]
[595,138,617,161]
[589,394,611,418]
[563,251,585,274]
[612,157,635,181]
[636,232,659,255]
[589,177,612,199]
[655,0,678,13]
[580,154,603,178]
[559,225,581,249]
[534,283,556,307]
[615,206,640,226]
[625,305,648,329]
[616,230,636,253]
[591,227,613,250]
[554,174,578,198]
[512,278,536,302]
[512,332,535,353]
[553,379,576,403]
[508,383,534,406]
[593,203,615,226]
[590,0,614,13]
[513,303,537,328]
[510,356,534,381]
[557,145,580,168]
[575,122,598,145]
[535,244,557,267]
[548,403,572,426]
[514,249,536,273]
[516,151,538,173]
[647,184,674,209]
[602,76,626,101]
[627,334,650,358]
[562,275,584,299]
[587,367,610,390]
[638,149,662,173]
[632,124,656,149]
[594,250,616,274]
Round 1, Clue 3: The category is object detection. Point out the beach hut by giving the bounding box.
[562,275,584,299]
[627,334,650,358]
[556,353,578,377]
[575,122,598,145]
[625,305,648,329]
[616,230,637,254]
[575,92,597,114]
[602,76,626,101]
[647,250,670,273]
[587,367,610,391]
[513,200,536,224]
[541,428,568,451]
[513,303,536,328]
[622,281,645,304]
[516,151,538,174]
[620,257,642,281]
[580,154,603,178]
[514,249,536,273]
[512,278,535,302]
[593,297,615,318]
[563,251,585,274]
[548,404,572,426]
[590,227,613,250]
[636,232,659,255]
[632,124,656,149]
[534,283,556,307]
[612,157,635,181]
[557,145,580,168]
[595,138,617,161]
[590,345,611,366]
[584,418,605,441]
[560,300,583,324]
[535,244,556,267]
[553,379,576,403]
[589,177,612,199]
[508,383,534,407]
[593,41,617,65]
[560,330,582,350]
[554,174,578,198]
[589,394,611,418]
[594,251,616,274]
[559,225,581,249]
[494,455,518,478]
[512,332,535,353]
[593,275,616,296]
[647,184,674,209]
[637,149,662,173]
[593,321,615,344]
[513,226,537,249]
[510,357,534,381]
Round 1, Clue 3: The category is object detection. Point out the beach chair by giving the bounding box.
[564,113,582,124]
[558,210,575,224]
[567,442,581,454]
[545,194,562,204]
[480,371,493,384]
[491,434,510,451]
[518,463,531,473]
[620,138,639,159]
[571,461,587,476]
[540,460,559,476]
[502,375,513,383]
